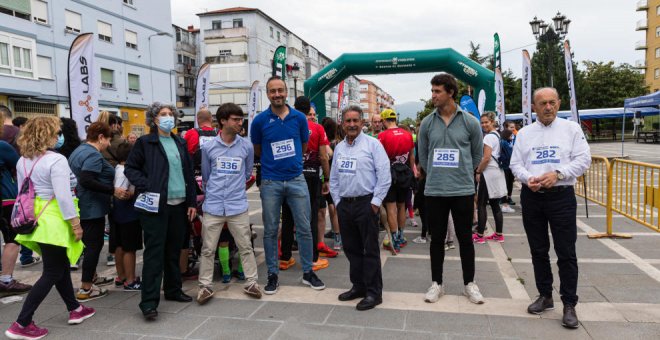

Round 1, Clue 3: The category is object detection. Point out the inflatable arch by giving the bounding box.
[304,48,495,119]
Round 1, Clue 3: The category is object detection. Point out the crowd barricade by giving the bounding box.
[576,156,660,238]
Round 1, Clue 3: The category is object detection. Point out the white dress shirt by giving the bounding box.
[330,132,391,207]
[510,117,591,186]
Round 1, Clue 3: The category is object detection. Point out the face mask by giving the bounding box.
[54,134,65,149]
[158,116,175,132]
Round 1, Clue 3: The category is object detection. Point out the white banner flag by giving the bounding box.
[247,80,260,138]
[68,33,98,140]
[194,63,211,128]
[477,89,486,116]
[522,50,533,126]
[563,40,579,123]
[494,68,506,131]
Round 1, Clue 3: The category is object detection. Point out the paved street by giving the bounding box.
[2,142,660,339]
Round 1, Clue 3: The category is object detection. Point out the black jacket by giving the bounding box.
[124,132,196,212]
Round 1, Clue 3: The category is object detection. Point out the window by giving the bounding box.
[65,10,81,33]
[101,68,114,88]
[0,0,30,20]
[0,33,35,78]
[655,68,660,79]
[175,29,181,42]
[37,55,51,79]
[31,0,47,24]
[270,26,273,37]
[277,31,280,42]
[128,73,140,93]
[656,48,660,59]
[212,20,221,30]
[656,26,660,38]
[177,54,182,63]
[97,21,112,43]
[657,5,660,15]
[125,30,137,49]
[233,18,243,28]
[123,0,134,5]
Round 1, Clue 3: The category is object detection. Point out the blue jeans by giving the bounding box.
[20,246,34,264]
[260,175,312,274]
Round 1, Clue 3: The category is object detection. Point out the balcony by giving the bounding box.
[635,40,647,50]
[204,27,248,40]
[205,54,248,64]
[636,19,648,31]
[637,0,648,11]
[635,59,646,69]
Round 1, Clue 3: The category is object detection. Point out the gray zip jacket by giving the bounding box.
[417,107,483,197]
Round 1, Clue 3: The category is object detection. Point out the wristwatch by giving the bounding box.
[555,170,565,180]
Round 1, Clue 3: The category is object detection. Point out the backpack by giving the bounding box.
[487,132,509,170]
[192,128,218,171]
[390,162,413,189]
[10,154,53,234]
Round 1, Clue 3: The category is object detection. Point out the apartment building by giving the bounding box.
[637,0,660,91]
[359,79,395,120]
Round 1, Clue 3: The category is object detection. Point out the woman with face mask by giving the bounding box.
[124,102,197,321]
[68,122,129,302]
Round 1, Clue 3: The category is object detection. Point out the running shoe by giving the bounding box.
[0,279,32,297]
[324,231,335,239]
[424,282,444,303]
[196,287,214,305]
[464,282,485,304]
[114,277,126,288]
[106,254,115,266]
[412,236,427,244]
[5,321,48,340]
[472,233,486,244]
[243,281,262,299]
[124,280,142,291]
[264,273,279,295]
[312,258,329,271]
[19,257,42,268]
[233,270,246,281]
[333,234,342,250]
[92,276,113,287]
[68,305,95,324]
[318,243,338,258]
[76,285,108,302]
[507,198,516,206]
[446,241,455,249]
[501,205,515,213]
[279,258,296,270]
[485,233,505,243]
[302,271,325,290]
[222,274,231,283]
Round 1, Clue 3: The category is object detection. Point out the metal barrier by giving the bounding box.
[576,156,660,238]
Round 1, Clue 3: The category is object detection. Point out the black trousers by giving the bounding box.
[17,243,79,327]
[413,178,429,238]
[139,203,187,312]
[281,174,320,262]
[521,185,578,306]
[476,177,503,235]
[426,195,475,285]
[337,196,382,298]
[503,168,515,199]
[81,217,106,283]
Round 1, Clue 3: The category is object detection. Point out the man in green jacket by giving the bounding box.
[417,73,484,305]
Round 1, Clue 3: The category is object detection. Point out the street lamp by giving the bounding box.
[529,12,571,87]
[291,62,301,98]
[148,32,169,102]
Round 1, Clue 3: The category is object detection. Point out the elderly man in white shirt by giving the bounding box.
[510,87,591,330]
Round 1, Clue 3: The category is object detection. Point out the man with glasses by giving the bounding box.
[330,105,390,310]
[250,77,325,295]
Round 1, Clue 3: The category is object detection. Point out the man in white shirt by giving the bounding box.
[510,87,591,329]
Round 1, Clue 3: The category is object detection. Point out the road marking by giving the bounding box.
[577,219,660,284]
[488,242,530,300]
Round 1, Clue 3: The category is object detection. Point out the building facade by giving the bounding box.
[359,79,395,120]
[637,0,660,92]
[197,7,359,121]
[173,24,199,110]
[0,0,175,136]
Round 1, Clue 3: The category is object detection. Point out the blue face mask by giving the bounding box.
[158,116,175,133]
[54,134,64,149]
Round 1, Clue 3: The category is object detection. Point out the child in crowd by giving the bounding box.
[111,142,142,290]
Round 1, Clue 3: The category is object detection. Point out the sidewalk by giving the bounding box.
[4,185,660,339]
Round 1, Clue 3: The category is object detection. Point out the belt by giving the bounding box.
[525,185,572,193]
[341,194,373,202]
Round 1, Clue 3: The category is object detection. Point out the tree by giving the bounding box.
[577,61,647,109]
[530,27,574,110]
[416,98,435,122]
[400,117,416,128]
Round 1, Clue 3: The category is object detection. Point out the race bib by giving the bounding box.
[134,192,160,213]
[337,156,357,175]
[199,136,215,146]
[216,157,242,175]
[271,139,295,160]
[531,146,560,165]
[432,149,459,168]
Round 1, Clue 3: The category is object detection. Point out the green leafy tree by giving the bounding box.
[400,117,416,128]
[529,27,575,110]
[577,61,647,109]
[416,98,435,122]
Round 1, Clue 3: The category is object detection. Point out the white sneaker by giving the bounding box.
[464,282,485,304]
[424,281,444,303]
[412,236,427,244]
[501,206,515,213]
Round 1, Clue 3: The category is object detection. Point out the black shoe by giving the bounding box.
[356,296,382,311]
[264,273,279,295]
[302,271,325,290]
[527,295,554,315]
[508,198,516,206]
[164,292,193,303]
[142,308,158,321]
[324,231,334,239]
[338,288,366,301]
[562,305,579,329]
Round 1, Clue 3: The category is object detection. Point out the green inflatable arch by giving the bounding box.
[304,48,495,119]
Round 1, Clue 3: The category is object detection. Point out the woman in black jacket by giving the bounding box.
[124,102,197,321]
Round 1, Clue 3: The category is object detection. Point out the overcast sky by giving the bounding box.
[171,0,643,104]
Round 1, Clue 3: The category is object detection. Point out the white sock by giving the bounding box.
[0,275,12,284]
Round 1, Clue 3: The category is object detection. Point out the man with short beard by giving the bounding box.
[367,114,383,138]
[250,76,325,295]
[330,105,390,311]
